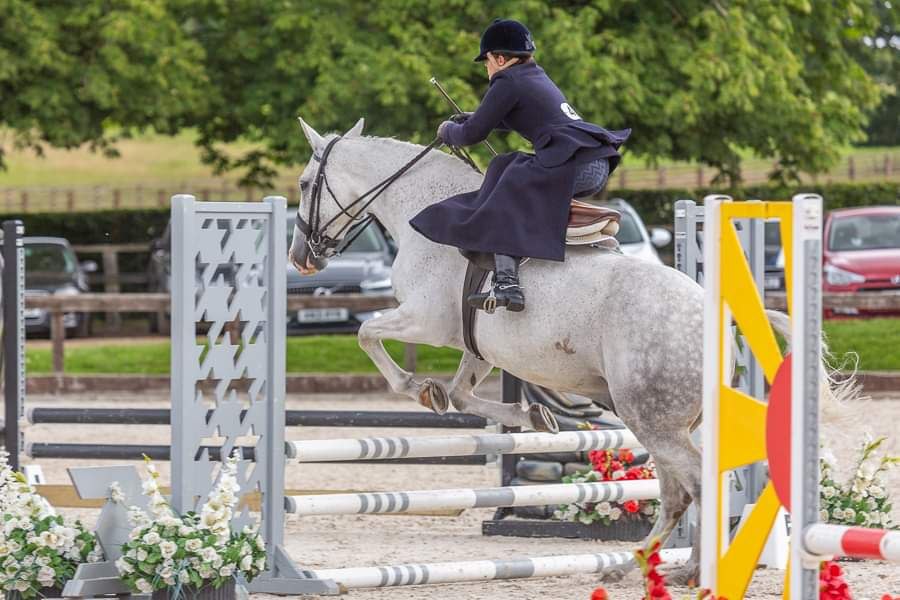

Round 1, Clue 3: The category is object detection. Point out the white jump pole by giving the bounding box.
[287,479,660,516]
[306,548,692,589]
[287,429,641,462]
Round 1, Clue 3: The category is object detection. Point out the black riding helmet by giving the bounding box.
[474,19,536,62]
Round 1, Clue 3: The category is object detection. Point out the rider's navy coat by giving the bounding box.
[409,61,630,262]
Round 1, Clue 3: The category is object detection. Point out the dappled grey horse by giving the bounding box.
[287,118,851,582]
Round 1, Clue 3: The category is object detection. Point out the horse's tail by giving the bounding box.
[765,309,863,428]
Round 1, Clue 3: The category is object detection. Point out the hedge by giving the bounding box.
[5,181,898,247]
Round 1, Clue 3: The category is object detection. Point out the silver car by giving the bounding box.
[285,214,395,334]
[601,198,672,263]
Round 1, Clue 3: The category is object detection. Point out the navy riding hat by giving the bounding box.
[474,19,536,62]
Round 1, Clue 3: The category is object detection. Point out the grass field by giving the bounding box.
[23,319,900,375]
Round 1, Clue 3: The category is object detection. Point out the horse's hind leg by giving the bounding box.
[356,306,450,414]
[447,353,559,432]
[632,428,702,585]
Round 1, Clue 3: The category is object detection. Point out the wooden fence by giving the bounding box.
[26,292,399,375]
[23,290,900,376]
[2,152,897,214]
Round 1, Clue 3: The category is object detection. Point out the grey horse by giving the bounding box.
[288,118,849,582]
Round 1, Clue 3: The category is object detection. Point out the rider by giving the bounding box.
[409,18,630,313]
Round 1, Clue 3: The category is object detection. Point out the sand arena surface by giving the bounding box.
[23,387,900,599]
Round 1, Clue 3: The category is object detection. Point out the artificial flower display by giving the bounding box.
[0,452,102,598]
[114,453,266,599]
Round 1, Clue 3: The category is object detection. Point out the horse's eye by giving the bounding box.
[300,180,310,192]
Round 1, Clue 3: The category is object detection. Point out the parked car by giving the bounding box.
[0,237,96,337]
[285,213,396,334]
[764,220,785,291]
[600,198,672,263]
[823,206,900,317]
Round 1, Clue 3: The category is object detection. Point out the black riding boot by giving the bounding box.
[467,254,525,313]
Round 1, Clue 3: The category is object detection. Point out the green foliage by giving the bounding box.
[180,0,886,186]
[852,1,899,146]
[1,1,887,186]
[0,0,208,170]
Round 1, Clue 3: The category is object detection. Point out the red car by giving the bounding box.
[823,206,900,317]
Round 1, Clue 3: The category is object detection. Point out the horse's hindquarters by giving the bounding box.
[471,253,705,397]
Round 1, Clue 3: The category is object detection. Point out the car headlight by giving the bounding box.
[360,276,392,294]
[824,264,865,287]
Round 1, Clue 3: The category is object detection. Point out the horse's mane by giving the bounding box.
[346,134,484,180]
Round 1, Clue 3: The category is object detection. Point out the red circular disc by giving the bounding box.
[766,353,793,510]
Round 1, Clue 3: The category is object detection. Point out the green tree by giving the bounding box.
[853,1,899,146]
[2,1,887,186]
[182,0,884,186]
[0,0,208,169]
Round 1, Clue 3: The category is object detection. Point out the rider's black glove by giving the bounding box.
[449,112,472,124]
[436,120,454,143]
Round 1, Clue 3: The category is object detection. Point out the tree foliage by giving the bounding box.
[0,0,889,186]
[853,0,899,146]
[0,0,207,166]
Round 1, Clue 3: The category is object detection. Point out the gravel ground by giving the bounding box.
[21,387,900,599]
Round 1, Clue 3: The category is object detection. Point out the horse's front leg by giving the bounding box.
[447,352,559,432]
[356,305,450,414]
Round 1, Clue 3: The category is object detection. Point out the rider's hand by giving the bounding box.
[436,120,454,143]
[449,112,472,124]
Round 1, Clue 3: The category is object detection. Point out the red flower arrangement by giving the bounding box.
[556,446,659,526]
[819,561,852,600]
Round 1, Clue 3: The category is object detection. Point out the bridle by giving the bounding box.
[295,135,443,260]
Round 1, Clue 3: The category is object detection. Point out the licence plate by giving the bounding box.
[297,308,350,323]
[23,308,42,319]
[764,276,781,290]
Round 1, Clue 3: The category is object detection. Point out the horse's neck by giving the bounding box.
[359,141,480,247]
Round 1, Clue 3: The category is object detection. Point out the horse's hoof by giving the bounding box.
[418,379,449,415]
[599,565,629,583]
[659,562,699,587]
[528,404,559,433]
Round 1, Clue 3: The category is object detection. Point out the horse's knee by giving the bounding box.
[448,387,469,412]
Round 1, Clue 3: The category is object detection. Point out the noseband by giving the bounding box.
[296,135,442,259]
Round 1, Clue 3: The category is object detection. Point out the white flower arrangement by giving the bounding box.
[820,436,898,530]
[113,452,267,598]
[0,452,102,598]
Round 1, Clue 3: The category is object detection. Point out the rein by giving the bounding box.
[296,135,479,259]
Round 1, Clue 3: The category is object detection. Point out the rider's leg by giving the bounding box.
[357,306,450,414]
[447,352,558,432]
[466,254,526,313]
[572,158,610,198]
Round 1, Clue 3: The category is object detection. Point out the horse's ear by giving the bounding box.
[345,118,365,137]
[297,117,325,153]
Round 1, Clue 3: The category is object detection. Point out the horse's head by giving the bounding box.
[289,116,366,275]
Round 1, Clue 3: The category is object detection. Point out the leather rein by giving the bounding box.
[296,135,443,260]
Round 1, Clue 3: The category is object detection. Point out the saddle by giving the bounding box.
[460,200,622,359]
[567,201,620,245]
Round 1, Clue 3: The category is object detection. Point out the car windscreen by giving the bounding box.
[286,219,383,253]
[612,212,643,245]
[764,221,782,267]
[828,214,900,251]
[23,244,78,281]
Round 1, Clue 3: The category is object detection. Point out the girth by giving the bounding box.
[461,261,491,360]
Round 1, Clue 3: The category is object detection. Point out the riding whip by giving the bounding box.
[429,77,498,157]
